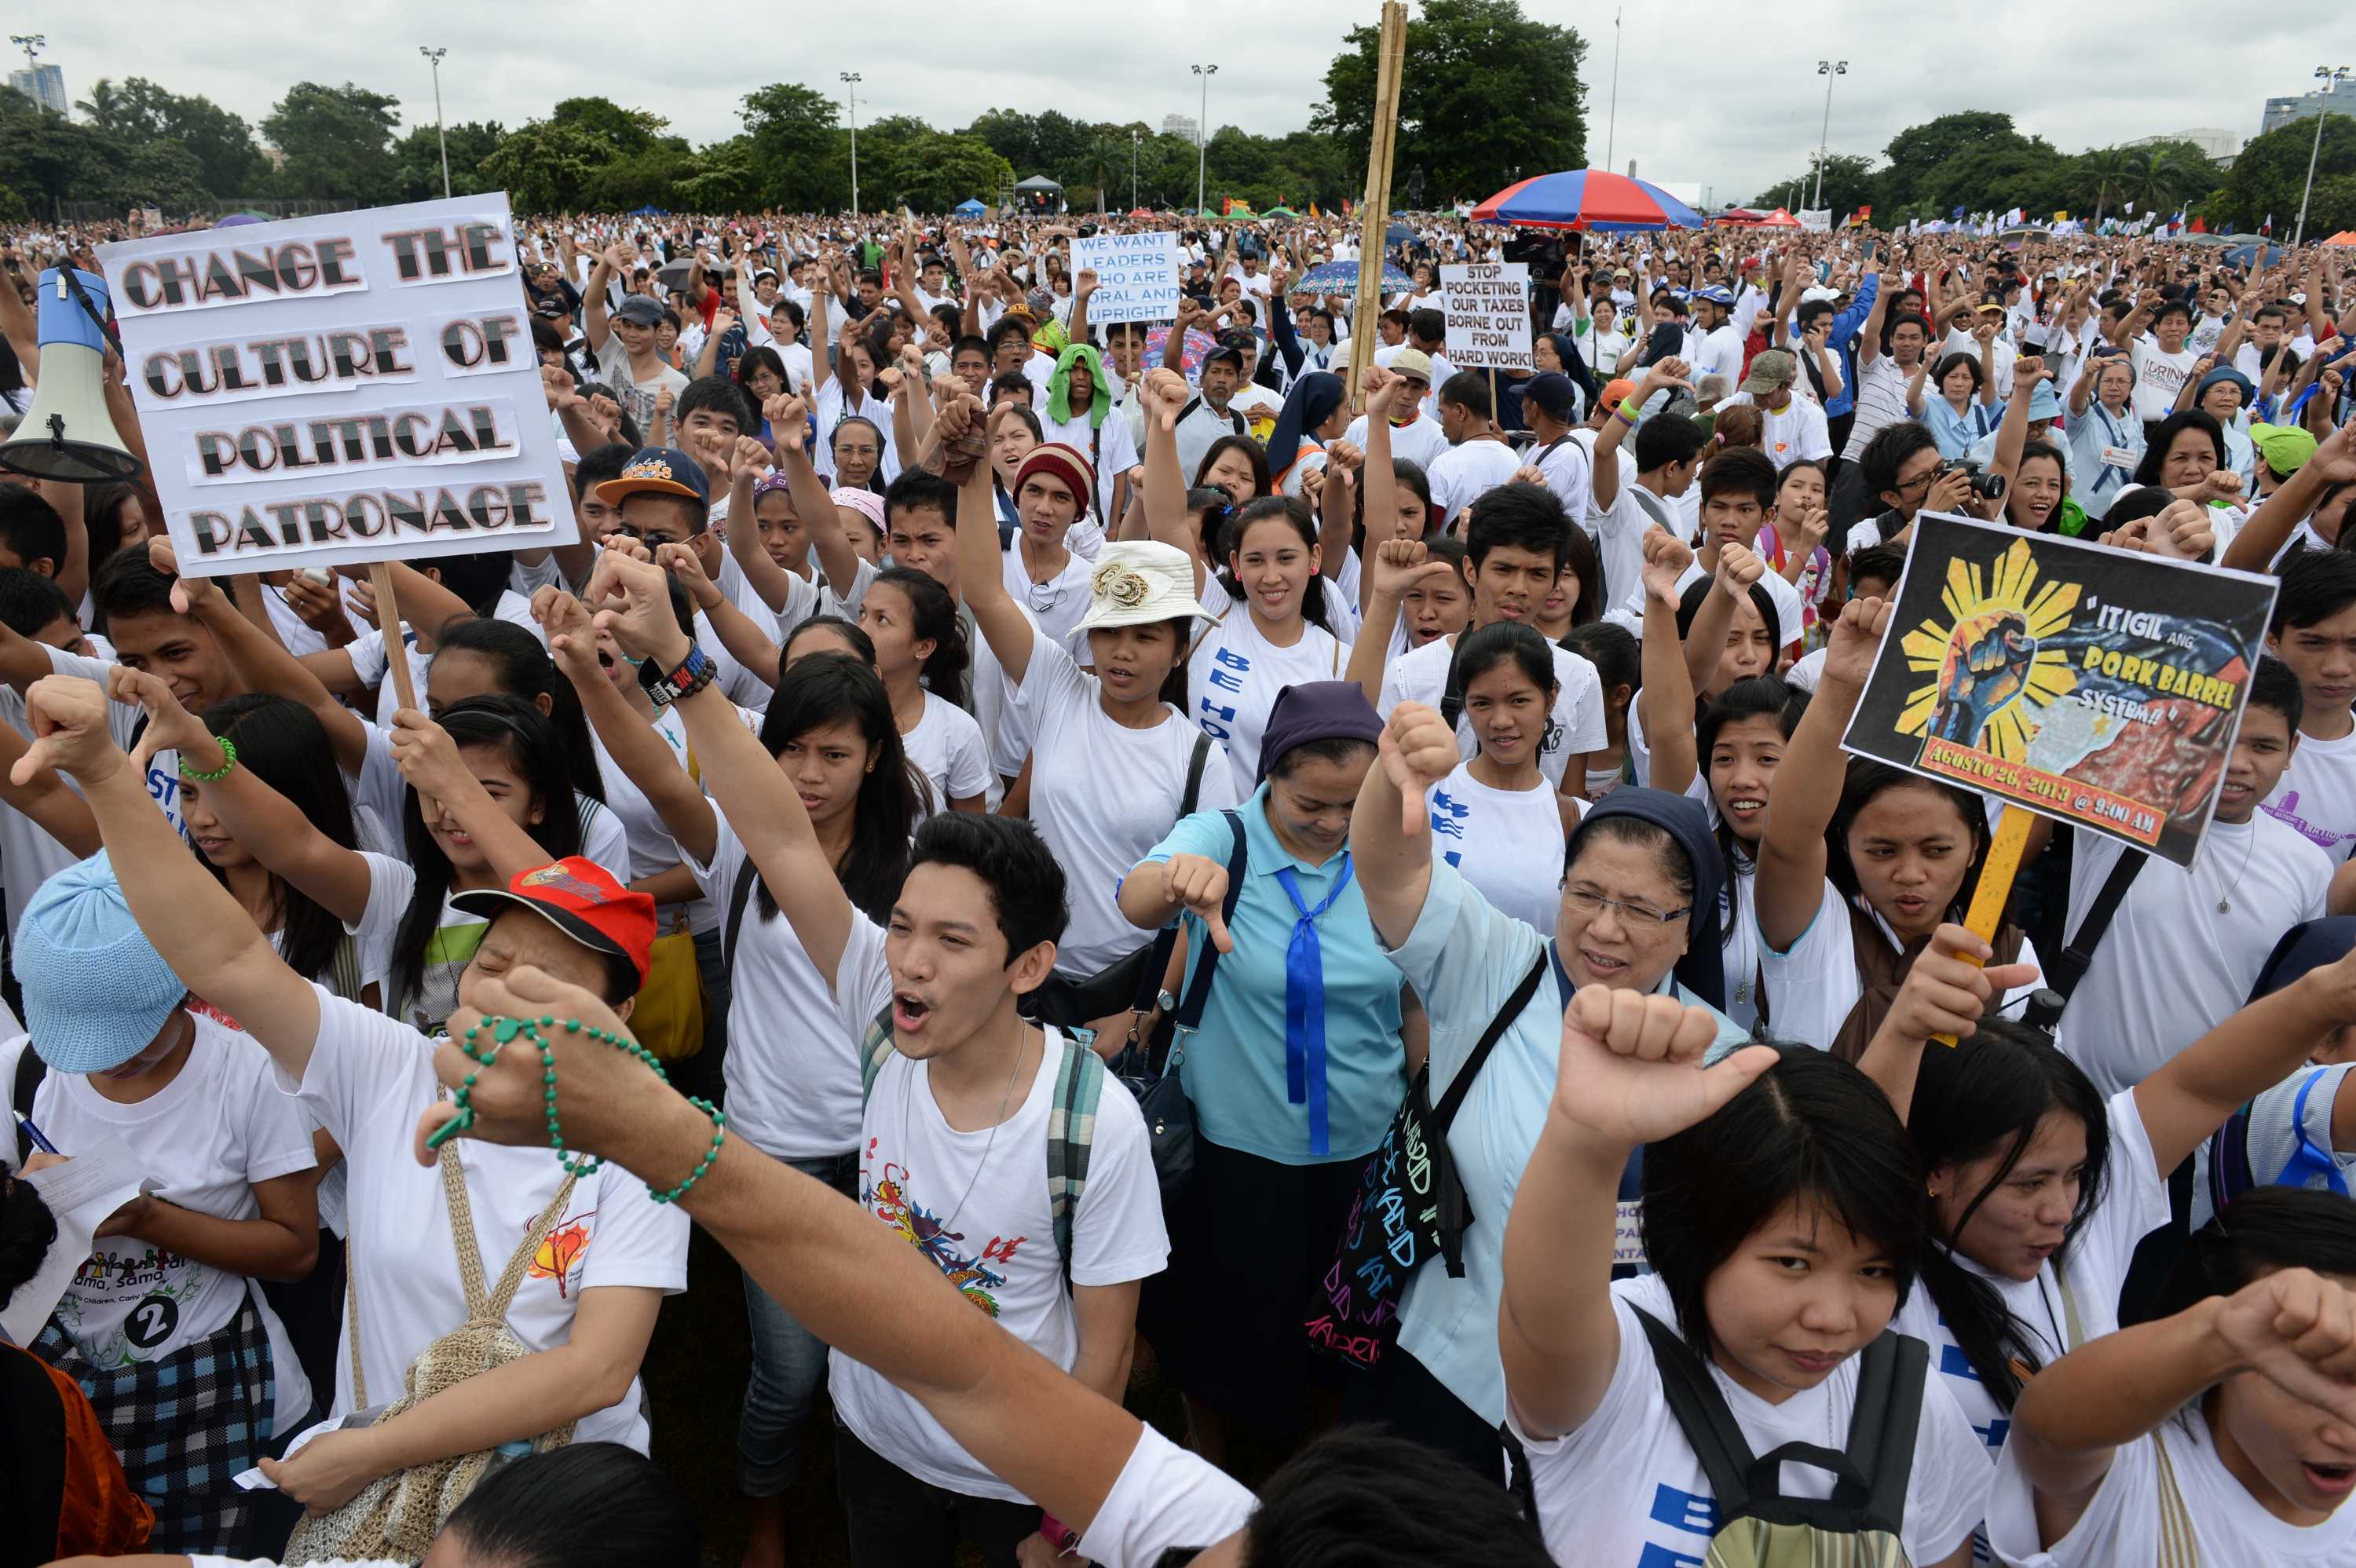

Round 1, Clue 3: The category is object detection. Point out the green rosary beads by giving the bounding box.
[427,1014,726,1205]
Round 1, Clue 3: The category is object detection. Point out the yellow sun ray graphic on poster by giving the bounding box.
[1894,538,2082,762]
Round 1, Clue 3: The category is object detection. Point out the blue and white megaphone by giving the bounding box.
[0,267,143,483]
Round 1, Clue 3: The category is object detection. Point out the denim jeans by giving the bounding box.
[737,1150,860,1497]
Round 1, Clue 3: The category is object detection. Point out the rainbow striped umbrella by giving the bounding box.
[1469,169,1703,232]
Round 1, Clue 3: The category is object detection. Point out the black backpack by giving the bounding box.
[1626,1307,1927,1564]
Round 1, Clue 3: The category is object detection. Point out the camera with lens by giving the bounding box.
[1947,459,2007,503]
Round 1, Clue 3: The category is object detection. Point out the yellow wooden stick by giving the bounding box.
[1933,804,2035,1046]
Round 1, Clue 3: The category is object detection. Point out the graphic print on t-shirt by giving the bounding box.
[526,1208,598,1299]
[57,1243,203,1366]
[865,1137,1022,1318]
[1430,787,1471,867]
[2262,788,2351,855]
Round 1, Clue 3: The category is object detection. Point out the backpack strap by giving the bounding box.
[2152,1429,2204,1568]
[1439,635,1469,733]
[1180,730,1213,819]
[1429,952,1549,1277]
[1633,1306,1761,1522]
[1846,1328,1928,1537]
[1169,810,1250,1040]
[722,858,760,969]
[2046,842,2150,1008]
[859,1003,898,1102]
[2205,1109,2258,1222]
[328,932,365,1007]
[1124,736,1220,1019]
[1046,1036,1105,1282]
[12,1038,44,1168]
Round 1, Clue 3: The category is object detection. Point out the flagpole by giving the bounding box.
[1604,9,1622,171]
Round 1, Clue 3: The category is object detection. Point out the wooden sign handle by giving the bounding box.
[1932,804,2035,1046]
[368,560,439,821]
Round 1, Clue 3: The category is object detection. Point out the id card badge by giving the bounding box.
[2102,445,2138,470]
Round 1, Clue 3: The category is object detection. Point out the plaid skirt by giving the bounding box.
[35,1292,275,1553]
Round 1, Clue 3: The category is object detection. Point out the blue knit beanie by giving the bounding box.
[16,850,188,1073]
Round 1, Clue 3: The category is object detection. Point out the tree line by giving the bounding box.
[1753,109,2356,239]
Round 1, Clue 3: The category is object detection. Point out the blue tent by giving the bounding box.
[954,198,986,217]
[630,205,668,217]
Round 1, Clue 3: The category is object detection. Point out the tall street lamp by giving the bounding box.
[419,47,450,199]
[1131,127,1140,212]
[1191,64,1217,215]
[2293,64,2353,249]
[840,72,862,214]
[1813,60,1848,211]
[9,35,46,111]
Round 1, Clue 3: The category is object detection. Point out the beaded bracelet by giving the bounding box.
[178,736,237,782]
[429,1013,727,1204]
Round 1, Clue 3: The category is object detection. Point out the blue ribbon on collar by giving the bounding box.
[1274,856,1353,1157]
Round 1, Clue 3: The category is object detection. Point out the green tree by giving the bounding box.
[393,119,505,201]
[741,82,846,210]
[1751,152,1875,217]
[0,86,124,211]
[1877,111,2023,210]
[547,97,665,159]
[1085,135,1126,211]
[75,76,264,199]
[262,82,402,203]
[580,140,700,210]
[879,133,1015,214]
[106,141,209,211]
[2210,115,2356,236]
[477,119,614,212]
[675,137,762,212]
[2070,145,2137,221]
[1315,0,1586,204]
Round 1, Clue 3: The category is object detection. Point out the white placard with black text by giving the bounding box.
[98,193,578,578]
[1439,261,1532,371]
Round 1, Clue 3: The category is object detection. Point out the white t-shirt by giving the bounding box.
[1425,437,1526,525]
[2130,338,2200,424]
[1986,1397,2356,1567]
[282,988,688,1451]
[2057,817,2329,1095]
[1424,761,1575,933]
[3,1021,315,1436]
[1013,639,1241,978]
[40,645,181,835]
[1001,545,1095,650]
[1037,410,1140,523]
[1343,411,1451,470]
[1692,323,1745,389]
[1077,1425,1257,1567]
[1531,430,1594,530]
[1512,1272,1992,1567]
[1760,880,2043,1051]
[2262,722,2356,861]
[1187,576,1352,799]
[1379,630,1610,793]
[590,334,687,437]
[1893,1090,2168,1470]
[686,806,892,1159]
[902,690,993,819]
[588,707,719,938]
[0,678,96,938]
[828,1032,1170,1502]
[1585,475,1682,618]
[2193,1062,2356,1230]
[1721,391,1833,469]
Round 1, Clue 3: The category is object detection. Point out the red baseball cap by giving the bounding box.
[452,857,657,997]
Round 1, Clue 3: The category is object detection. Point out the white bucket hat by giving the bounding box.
[1073,542,1208,634]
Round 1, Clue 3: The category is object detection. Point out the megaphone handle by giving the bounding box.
[57,267,123,361]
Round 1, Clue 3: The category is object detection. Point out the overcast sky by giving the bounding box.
[17,2,2347,205]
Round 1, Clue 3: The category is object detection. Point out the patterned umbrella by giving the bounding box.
[1146,323,1220,378]
[1469,169,1704,232]
[1292,258,1413,294]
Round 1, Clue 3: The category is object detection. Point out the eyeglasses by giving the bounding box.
[1560,884,1691,930]
[1026,579,1067,613]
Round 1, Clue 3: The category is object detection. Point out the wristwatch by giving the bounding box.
[638,643,717,707]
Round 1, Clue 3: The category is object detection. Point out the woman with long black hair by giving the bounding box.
[550,563,918,1568]
[1854,921,2352,1495]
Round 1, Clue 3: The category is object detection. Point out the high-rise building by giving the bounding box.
[1162,113,1198,143]
[7,63,66,115]
[2262,79,2355,137]
[2125,128,2241,164]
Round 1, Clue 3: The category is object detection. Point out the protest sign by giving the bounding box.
[1439,261,1531,371]
[1070,229,1182,325]
[1799,208,1833,232]
[1841,513,2277,869]
[97,194,578,580]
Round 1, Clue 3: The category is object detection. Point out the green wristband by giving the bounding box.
[177,735,236,783]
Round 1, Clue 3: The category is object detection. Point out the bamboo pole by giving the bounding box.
[1346,0,1407,414]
